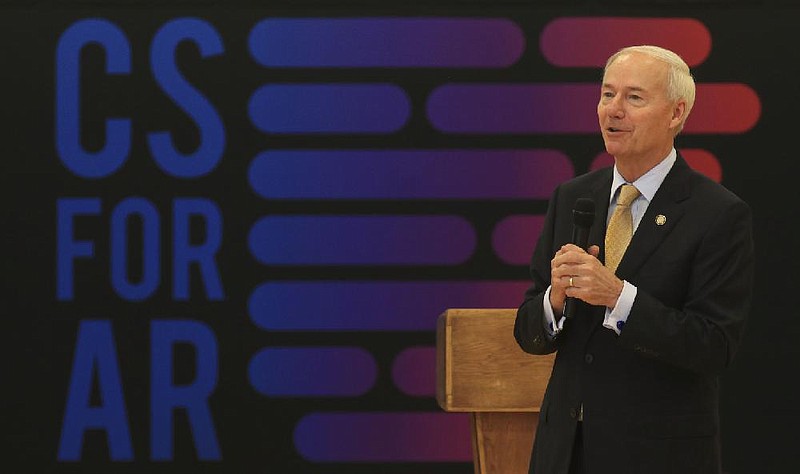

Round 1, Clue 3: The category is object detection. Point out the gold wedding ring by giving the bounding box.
[569,276,574,287]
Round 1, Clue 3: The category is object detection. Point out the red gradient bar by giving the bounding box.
[591,149,722,183]
[428,83,759,134]
[294,412,472,462]
[685,84,761,134]
[428,83,598,133]
[493,215,546,265]
[541,17,711,67]
[392,347,435,397]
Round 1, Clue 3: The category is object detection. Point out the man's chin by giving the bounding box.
[603,142,625,157]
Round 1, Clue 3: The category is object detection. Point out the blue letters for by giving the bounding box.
[57,198,101,300]
[173,198,224,300]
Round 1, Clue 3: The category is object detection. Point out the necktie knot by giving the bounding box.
[617,184,640,207]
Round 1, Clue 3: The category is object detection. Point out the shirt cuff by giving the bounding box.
[603,280,637,335]
[543,286,565,338]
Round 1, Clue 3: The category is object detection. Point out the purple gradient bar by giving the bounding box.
[429,83,760,135]
[247,216,475,265]
[428,83,598,134]
[393,347,435,397]
[248,347,377,397]
[248,18,524,68]
[248,281,530,331]
[493,215,546,265]
[294,412,472,462]
[248,84,409,133]
[248,149,572,200]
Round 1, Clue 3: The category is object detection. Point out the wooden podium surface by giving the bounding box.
[436,308,555,474]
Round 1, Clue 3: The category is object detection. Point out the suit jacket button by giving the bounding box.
[584,353,594,364]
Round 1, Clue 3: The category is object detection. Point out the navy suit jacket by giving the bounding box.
[514,155,754,474]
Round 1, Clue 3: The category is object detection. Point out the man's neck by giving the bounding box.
[614,144,674,182]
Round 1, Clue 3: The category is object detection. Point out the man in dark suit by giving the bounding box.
[514,45,754,474]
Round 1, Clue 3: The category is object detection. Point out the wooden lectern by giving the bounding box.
[436,308,555,474]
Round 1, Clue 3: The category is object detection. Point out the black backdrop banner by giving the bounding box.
[3,2,798,473]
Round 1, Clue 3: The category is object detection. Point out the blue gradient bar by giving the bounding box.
[428,83,598,134]
[248,347,377,397]
[248,281,529,331]
[248,149,572,200]
[247,216,475,265]
[248,18,524,68]
[294,412,472,462]
[248,84,409,133]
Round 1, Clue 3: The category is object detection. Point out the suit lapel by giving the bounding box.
[615,156,693,279]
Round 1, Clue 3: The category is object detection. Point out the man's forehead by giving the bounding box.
[601,81,647,92]
[602,55,667,92]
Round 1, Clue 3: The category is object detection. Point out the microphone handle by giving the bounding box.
[563,226,590,319]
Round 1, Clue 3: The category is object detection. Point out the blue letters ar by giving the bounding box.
[58,319,221,461]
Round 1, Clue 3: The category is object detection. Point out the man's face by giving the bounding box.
[597,52,684,162]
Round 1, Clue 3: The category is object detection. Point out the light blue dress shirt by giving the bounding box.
[543,148,677,336]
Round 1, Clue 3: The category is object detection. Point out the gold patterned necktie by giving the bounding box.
[605,184,641,274]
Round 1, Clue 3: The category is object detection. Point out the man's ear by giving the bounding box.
[669,100,687,131]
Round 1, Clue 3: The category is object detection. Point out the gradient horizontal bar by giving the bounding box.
[248,216,475,265]
[541,17,711,67]
[393,347,435,397]
[248,84,409,133]
[248,347,377,397]
[294,412,471,462]
[428,83,597,134]
[248,149,572,200]
[248,18,524,68]
[428,83,760,134]
[591,149,722,183]
[683,84,761,134]
[248,281,529,331]
[493,215,546,265]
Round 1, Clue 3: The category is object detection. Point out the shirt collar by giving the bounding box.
[610,148,677,204]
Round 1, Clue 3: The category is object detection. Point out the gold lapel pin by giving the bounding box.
[655,214,667,226]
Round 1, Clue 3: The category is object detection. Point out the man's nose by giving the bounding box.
[607,96,625,117]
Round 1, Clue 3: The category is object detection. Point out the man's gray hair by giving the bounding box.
[605,45,696,133]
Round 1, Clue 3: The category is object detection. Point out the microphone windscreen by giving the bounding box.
[573,198,596,228]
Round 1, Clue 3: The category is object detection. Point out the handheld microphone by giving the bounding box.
[563,198,596,319]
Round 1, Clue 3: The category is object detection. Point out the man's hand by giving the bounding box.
[549,244,624,315]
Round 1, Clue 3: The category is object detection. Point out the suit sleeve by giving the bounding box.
[617,198,754,375]
[514,185,562,355]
